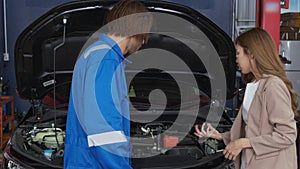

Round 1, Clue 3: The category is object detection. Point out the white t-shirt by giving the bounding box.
[241,80,260,169]
[242,81,260,124]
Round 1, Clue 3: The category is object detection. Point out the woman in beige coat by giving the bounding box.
[195,27,298,169]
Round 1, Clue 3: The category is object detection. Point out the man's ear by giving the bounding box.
[127,36,135,43]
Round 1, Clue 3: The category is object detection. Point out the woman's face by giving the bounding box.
[236,44,252,74]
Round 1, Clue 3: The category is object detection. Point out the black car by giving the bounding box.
[2,0,237,168]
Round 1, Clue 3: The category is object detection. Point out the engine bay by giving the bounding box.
[10,104,230,168]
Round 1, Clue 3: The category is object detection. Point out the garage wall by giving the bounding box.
[166,0,234,37]
[0,1,4,77]
[2,0,74,113]
[2,0,234,112]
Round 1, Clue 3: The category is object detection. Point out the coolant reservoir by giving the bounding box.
[32,128,65,149]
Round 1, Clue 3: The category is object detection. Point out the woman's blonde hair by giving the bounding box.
[236,27,298,116]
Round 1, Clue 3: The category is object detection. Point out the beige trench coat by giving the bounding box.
[222,75,297,169]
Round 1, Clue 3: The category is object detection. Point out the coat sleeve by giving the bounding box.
[222,109,244,145]
[249,80,297,156]
[221,131,231,145]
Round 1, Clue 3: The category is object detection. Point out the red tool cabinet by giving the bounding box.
[0,96,15,148]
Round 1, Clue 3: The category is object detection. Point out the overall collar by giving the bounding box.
[99,33,132,64]
[99,33,124,60]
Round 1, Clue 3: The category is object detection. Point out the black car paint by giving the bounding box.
[4,0,236,169]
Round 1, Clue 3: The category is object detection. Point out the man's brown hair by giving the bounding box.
[106,0,152,43]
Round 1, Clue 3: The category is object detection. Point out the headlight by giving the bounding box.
[7,160,25,169]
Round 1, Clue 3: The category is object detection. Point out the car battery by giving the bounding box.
[164,135,179,148]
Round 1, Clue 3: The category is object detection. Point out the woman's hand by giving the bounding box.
[223,138,251,161]
[194,123,222,140]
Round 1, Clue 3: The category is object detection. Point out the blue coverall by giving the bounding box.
[64,33,132,169]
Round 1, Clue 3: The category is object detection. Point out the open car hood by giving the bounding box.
[14,0,236,100]
[7,1,237,168]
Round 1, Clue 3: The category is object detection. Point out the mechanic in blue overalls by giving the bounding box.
[64,0,152,168]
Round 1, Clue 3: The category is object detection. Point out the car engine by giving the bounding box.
[12,104,229,166]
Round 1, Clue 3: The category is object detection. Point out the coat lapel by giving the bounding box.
[245,76,270,167]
